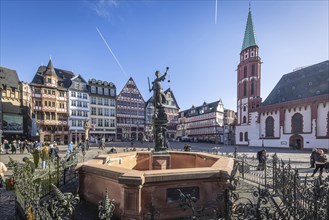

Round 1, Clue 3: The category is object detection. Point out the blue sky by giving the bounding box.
[1,0,328,111]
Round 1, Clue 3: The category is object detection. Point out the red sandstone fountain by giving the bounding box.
[77,68,234,219]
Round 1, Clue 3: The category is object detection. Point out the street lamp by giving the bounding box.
[261,134,264,148]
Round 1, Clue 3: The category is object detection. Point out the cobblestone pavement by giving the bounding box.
[0,142,327,219]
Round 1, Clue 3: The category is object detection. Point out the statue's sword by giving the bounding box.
[148,77,151,92]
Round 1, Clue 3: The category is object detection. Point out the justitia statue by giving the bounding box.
[149,67,169,152]
[150,67,169,108]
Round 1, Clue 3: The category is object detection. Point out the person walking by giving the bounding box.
[32,144,41,169]
[10,141,17,154]
[310,148,318,168]
[257,149,267,171]
[311,149,327,177]
[40,144,50,169]
[4,140,10,154]
[68,141,73,155]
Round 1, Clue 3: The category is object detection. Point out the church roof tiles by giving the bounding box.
[262,60,329,106]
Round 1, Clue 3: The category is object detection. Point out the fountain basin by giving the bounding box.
[77,151,234,219]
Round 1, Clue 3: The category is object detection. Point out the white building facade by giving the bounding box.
[89,79,116,143]
[68,75,89,144]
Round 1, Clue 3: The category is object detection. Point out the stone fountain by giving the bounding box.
[77,68,234,219]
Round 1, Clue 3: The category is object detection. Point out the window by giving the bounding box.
[48,90,51,94]
[91,86,96,93]
[104,98,109,106]
[110,89,115,96]
[60,92,65,97]
[104,88,109,95]
[52,90,55,95]
[44,101,47,106]
[98,118,103,127]
[244,132,248,141]
[98,108,103,116]
[243,106,246,112]
[251,79,255,95]
[52,102,55,107]
[110,109,115,116]
[97,87,103,95]
[83,93,87,99]
[98,98,103,105]
[78,120,82,127]
[72,120,77,126]
[83,102,88,108]
[71,100,76,106]
[243,116,247,123]
[265,116,274,137]
[47,78,51,83]
[91,97,96,104]
[104,108,109,116]
[91,118,96,125]
[239,132,243,141]
[292,113,303,133]
[91,107,96,115]
[252,64,255,76]
[244,66,247,78]
[77,93,82,98]
[110,119,115,127]
[71,110,76,116]
[104,119,109,127]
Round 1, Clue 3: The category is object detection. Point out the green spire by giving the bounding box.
[241,8,257,52]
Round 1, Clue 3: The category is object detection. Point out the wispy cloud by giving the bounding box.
[90,0,118,20]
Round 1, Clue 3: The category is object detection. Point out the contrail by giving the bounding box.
[215,0,218,25]
[96,27,129,78]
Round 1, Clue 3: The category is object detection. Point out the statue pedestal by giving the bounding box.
[151,152,171,170]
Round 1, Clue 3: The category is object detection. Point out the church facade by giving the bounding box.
[235,9,329,150]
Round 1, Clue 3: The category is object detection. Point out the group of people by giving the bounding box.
[255,148,328,176]
[1,139,36,154]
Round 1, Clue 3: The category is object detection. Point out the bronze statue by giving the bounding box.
[149,67,169,108]
[149,67,169,152]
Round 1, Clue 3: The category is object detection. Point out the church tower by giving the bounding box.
[236,7,262,126]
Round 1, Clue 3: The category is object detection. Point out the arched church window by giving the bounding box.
[243,106,246,112]
[243,81,247,96]
[243,116,247,123]
[244,66,247,78]
[244,132,248,142]
[252,64,255,76]
[251,79,255,95]
[239,132,243,141]
[265,116,274,137]
[291,113,303,133]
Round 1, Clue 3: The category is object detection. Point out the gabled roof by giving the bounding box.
[71,74,87,84]
[262,60,329,106]
[182,100,223,117]
[146,88,180,109]
[117,77,145,103]
[164,88,180,109]
[31,64,75,89]
[0,66,20,89]
[241,9,257,52]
